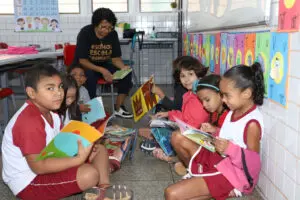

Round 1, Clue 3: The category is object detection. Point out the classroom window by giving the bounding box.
[92,0,128,13]
[140,0,174,12]
[0,0,80,14]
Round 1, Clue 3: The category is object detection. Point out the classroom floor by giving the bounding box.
[0,85,264,200]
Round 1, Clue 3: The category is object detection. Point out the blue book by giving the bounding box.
[82,97,106,124]
[151,127,175,156]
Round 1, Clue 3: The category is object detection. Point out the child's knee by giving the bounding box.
[77,164,99,190]
[164,187,177,200]
[171,131,182,146]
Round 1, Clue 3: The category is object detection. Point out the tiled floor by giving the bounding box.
[0,85,264,200]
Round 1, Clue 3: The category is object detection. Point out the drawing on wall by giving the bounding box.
[190,34,195,56]
[215,33,221,74]
[193,34,199,58]
[244,33,256,66]
[278,0,300,31]
[14,0,61,32]
[209,34,216,72]
[269,32,289,107]
[202,34,211,67]
[220,33,228,75]
[183,33,190,56]
[227,33,235,69]
[234,33,245,65]
[197,34,203,61]
[255,32,271,97]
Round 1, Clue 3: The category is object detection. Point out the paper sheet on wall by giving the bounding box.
[197,34,203,61]
[189,34,195,57]
[193,34,199,58]
[226,33,235,69]
[269,32,289,107]
[255,32,271,98]
[244,33,256,66]
[183,33,190,56]
[202,34,211,67]
[234,33,245,65]
[220,33,228,75]
[278,0,300,31]
[14,0,61,32]
[209,34,216,72]
[214,33,221,75]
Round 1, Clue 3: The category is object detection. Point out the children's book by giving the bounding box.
[174,117,215,152]
[82,97,106,124]
[149,118,179,130]
[131,76,159,122]
[36,120,106,160]
[151,127,175,156]
[105,124,136,137]
[113,69,132,80]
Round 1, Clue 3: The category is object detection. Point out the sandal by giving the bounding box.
[174,162,187,176]
[152,148,175,162]
[140,139,156,154]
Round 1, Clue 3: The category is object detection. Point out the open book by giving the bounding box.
[131,76,159,122]
[174,117,215,152]
[36,120,108,160]
[82,97,106,124]
[113,69,132,80]
[149,118,179,130]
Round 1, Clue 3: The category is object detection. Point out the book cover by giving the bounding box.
[151,127,175,156]
[36,120,105,160]
[113,69,132,80]
[82,97,106,124]
[130,76,159,122]
[105,124,135,137]
[149,118,179,130]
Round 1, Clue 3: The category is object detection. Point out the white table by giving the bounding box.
[0,50,63,128]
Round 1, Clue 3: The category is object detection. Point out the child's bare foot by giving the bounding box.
[138,128,154,139]
[174,162,187,176]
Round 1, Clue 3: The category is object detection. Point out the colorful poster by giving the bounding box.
[197,34,203,61]
[202,34,211,67]
[183,33,190,56]
[226,33,235,69]
[269,32,289,107]
[14,0,61,32]
[131,77,159,122]
[234,33,245,65]
[278,0,300,31]
[215,33,221,75]
[190,34,195,57]
[255,32,271,97]
[220,33,228,75]
[209,34,216,72]
[244,33,256,66]
[193,34,199,58]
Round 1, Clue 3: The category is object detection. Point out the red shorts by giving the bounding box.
[17,166,82,200]
[190,147,234,200]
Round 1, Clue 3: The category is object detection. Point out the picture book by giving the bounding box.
[149,118,179,130]
[131,76,159,122]
[151,127,175,156]
[36,120,105,160]
[105,124,136,137]
[113,69,132,80]
[174,117,215,152]
[82,97,106,124]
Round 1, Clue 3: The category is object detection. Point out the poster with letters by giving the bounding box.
[244,33,256,66]
[234,33,245,65]
[278,0,300,31]
[209,34,216,72]
[220,33,228,75]
[214,33,221,74]
[226,33,235,69]
[14,0,61,32]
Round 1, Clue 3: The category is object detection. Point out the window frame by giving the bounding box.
[139,0,174,13]
[0,0,81,15]
[91,0,129,13]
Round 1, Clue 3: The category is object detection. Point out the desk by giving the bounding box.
[0,50,63,127]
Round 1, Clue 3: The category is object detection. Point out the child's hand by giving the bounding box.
[215,138,229,155]
[79,104,91,113]
[200,123,217,133]
[76,140,93,164]
[101,68,113,82]
[155,112,169,118]
[152,85,165,99]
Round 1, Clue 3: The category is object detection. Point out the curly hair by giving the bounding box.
[92,7,117,27]
[173,56,208,83]
[223,62,265,105]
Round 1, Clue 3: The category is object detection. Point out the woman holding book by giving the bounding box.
[73,7,133,118]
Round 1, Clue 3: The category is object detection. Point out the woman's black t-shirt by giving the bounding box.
[73,24,121,66]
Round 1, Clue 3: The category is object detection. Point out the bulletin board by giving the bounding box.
[14,0,61,32]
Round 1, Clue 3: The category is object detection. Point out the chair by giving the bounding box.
[0,88,17,133]
[63,44,115,111]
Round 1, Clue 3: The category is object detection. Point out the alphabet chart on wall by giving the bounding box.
[14,0,61,32]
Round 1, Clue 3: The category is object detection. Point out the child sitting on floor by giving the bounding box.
[165,63,265,200]
[68,64,91,113]
[1,63,110,200]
